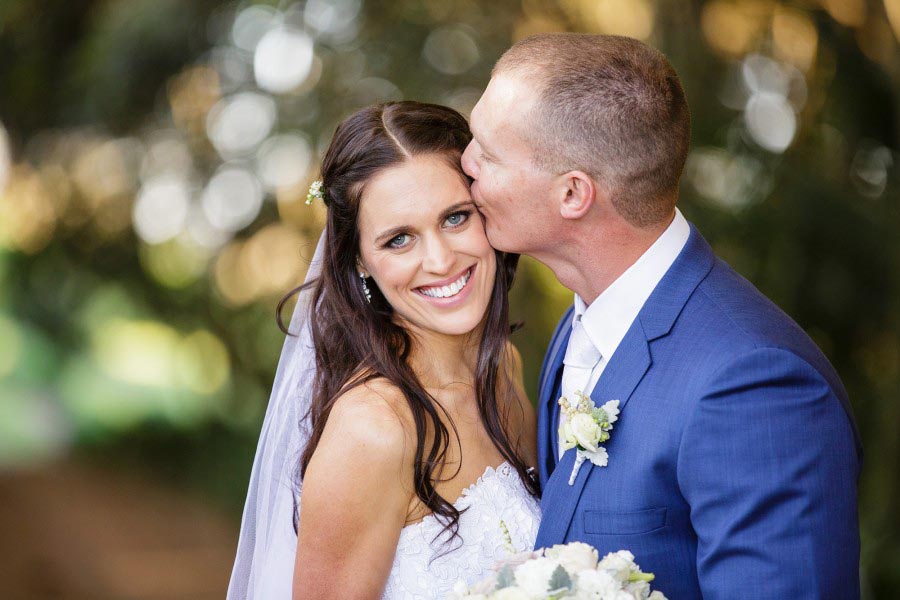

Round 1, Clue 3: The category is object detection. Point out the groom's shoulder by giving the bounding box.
[685,257,837,375]
[694,258,807,342]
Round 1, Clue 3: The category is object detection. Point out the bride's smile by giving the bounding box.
[414,264,475,302]
[356,153,497,338]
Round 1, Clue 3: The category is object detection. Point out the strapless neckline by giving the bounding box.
[400,461,514,533]
[383,458,541,599]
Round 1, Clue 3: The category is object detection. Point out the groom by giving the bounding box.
[462,34,861,598]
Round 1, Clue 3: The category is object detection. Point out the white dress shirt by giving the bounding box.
[558,209,691,457]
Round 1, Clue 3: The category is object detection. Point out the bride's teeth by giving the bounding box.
[420,268,472,299]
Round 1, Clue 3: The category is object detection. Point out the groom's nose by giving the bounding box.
[461,141,480,179]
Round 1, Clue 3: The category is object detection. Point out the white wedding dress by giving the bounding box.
[382,461,541,599]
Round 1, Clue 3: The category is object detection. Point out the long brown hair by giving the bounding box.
[279,101,539,546]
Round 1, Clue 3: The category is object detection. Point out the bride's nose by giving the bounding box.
[421,234,454,275]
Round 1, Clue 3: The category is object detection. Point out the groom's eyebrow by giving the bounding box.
[469,124,497,158]
[476,138,498,161]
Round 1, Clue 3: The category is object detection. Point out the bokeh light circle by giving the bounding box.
[206,92,277,159]
[201,165,263,232]
[132,174,192,244]
[423,26,480,75]
[256,133,312,191]
[745,92,797,153]
[253,27,315,94]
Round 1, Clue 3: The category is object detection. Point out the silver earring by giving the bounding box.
[359,272,372,303]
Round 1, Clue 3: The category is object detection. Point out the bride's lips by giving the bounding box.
[413,265,477,307]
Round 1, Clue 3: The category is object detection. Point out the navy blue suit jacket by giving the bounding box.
[534,225,861,599]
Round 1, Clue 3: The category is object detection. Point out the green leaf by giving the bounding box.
[496,565,515,589]
[547,564,573,594]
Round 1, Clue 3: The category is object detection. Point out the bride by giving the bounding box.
[228,101,541,599]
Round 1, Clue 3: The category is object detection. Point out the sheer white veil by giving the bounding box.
[227,230,325,599]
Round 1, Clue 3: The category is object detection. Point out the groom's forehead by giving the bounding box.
[475,75,537,132]
[481,74,529,112]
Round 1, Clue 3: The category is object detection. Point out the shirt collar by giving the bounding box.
[572,208,691,360]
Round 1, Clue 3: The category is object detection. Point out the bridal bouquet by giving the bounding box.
[450,542,667,600]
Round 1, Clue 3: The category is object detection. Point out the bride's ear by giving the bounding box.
[558,171,596,220]
[356,258,369,278]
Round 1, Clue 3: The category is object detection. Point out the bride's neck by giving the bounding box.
[405,324,481,389]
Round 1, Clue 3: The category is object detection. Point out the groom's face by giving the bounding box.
[463,73,556,254]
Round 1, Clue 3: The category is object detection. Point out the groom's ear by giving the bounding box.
[558,171,596,220]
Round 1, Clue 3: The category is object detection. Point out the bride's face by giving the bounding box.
[356,154,497,338]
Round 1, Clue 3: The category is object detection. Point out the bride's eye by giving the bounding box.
[443,211,470,228]
[386,233,411,249]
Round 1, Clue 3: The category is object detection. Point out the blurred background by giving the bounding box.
[0,0,896,598]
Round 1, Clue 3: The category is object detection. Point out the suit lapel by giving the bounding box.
[534,224,717,549]
[537,307,574,489]
[535,319,651,549]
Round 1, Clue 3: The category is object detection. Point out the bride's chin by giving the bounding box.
[397,309,486,340]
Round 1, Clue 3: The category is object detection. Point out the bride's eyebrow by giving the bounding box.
[439,201,476,219]
[374,225,408,246]
[373,201,476,245]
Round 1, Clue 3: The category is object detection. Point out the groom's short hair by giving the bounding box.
[494,33,691,227]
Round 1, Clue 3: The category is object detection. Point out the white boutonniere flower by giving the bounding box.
[558,391,619,485]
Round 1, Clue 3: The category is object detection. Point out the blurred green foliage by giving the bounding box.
[0,0,897,597]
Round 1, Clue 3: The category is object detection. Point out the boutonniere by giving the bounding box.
[558,391,620,485]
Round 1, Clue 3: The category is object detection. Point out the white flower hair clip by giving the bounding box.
[306,179,324,205]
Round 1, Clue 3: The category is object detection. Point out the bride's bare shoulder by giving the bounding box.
[333,376,415,425]
[316,377,415,467]
[295,380,415,594]
[300,377,415,529]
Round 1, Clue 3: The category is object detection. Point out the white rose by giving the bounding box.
[545,542,599,574]
[569,413,601,452]
[625,579,651,599]
[574,569,620,599]
[559,423,577,452]
[597,550,636,583]
[514,556,560,597]
[647,591,667,600]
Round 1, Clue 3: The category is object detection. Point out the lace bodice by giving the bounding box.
[382,462,541,600]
